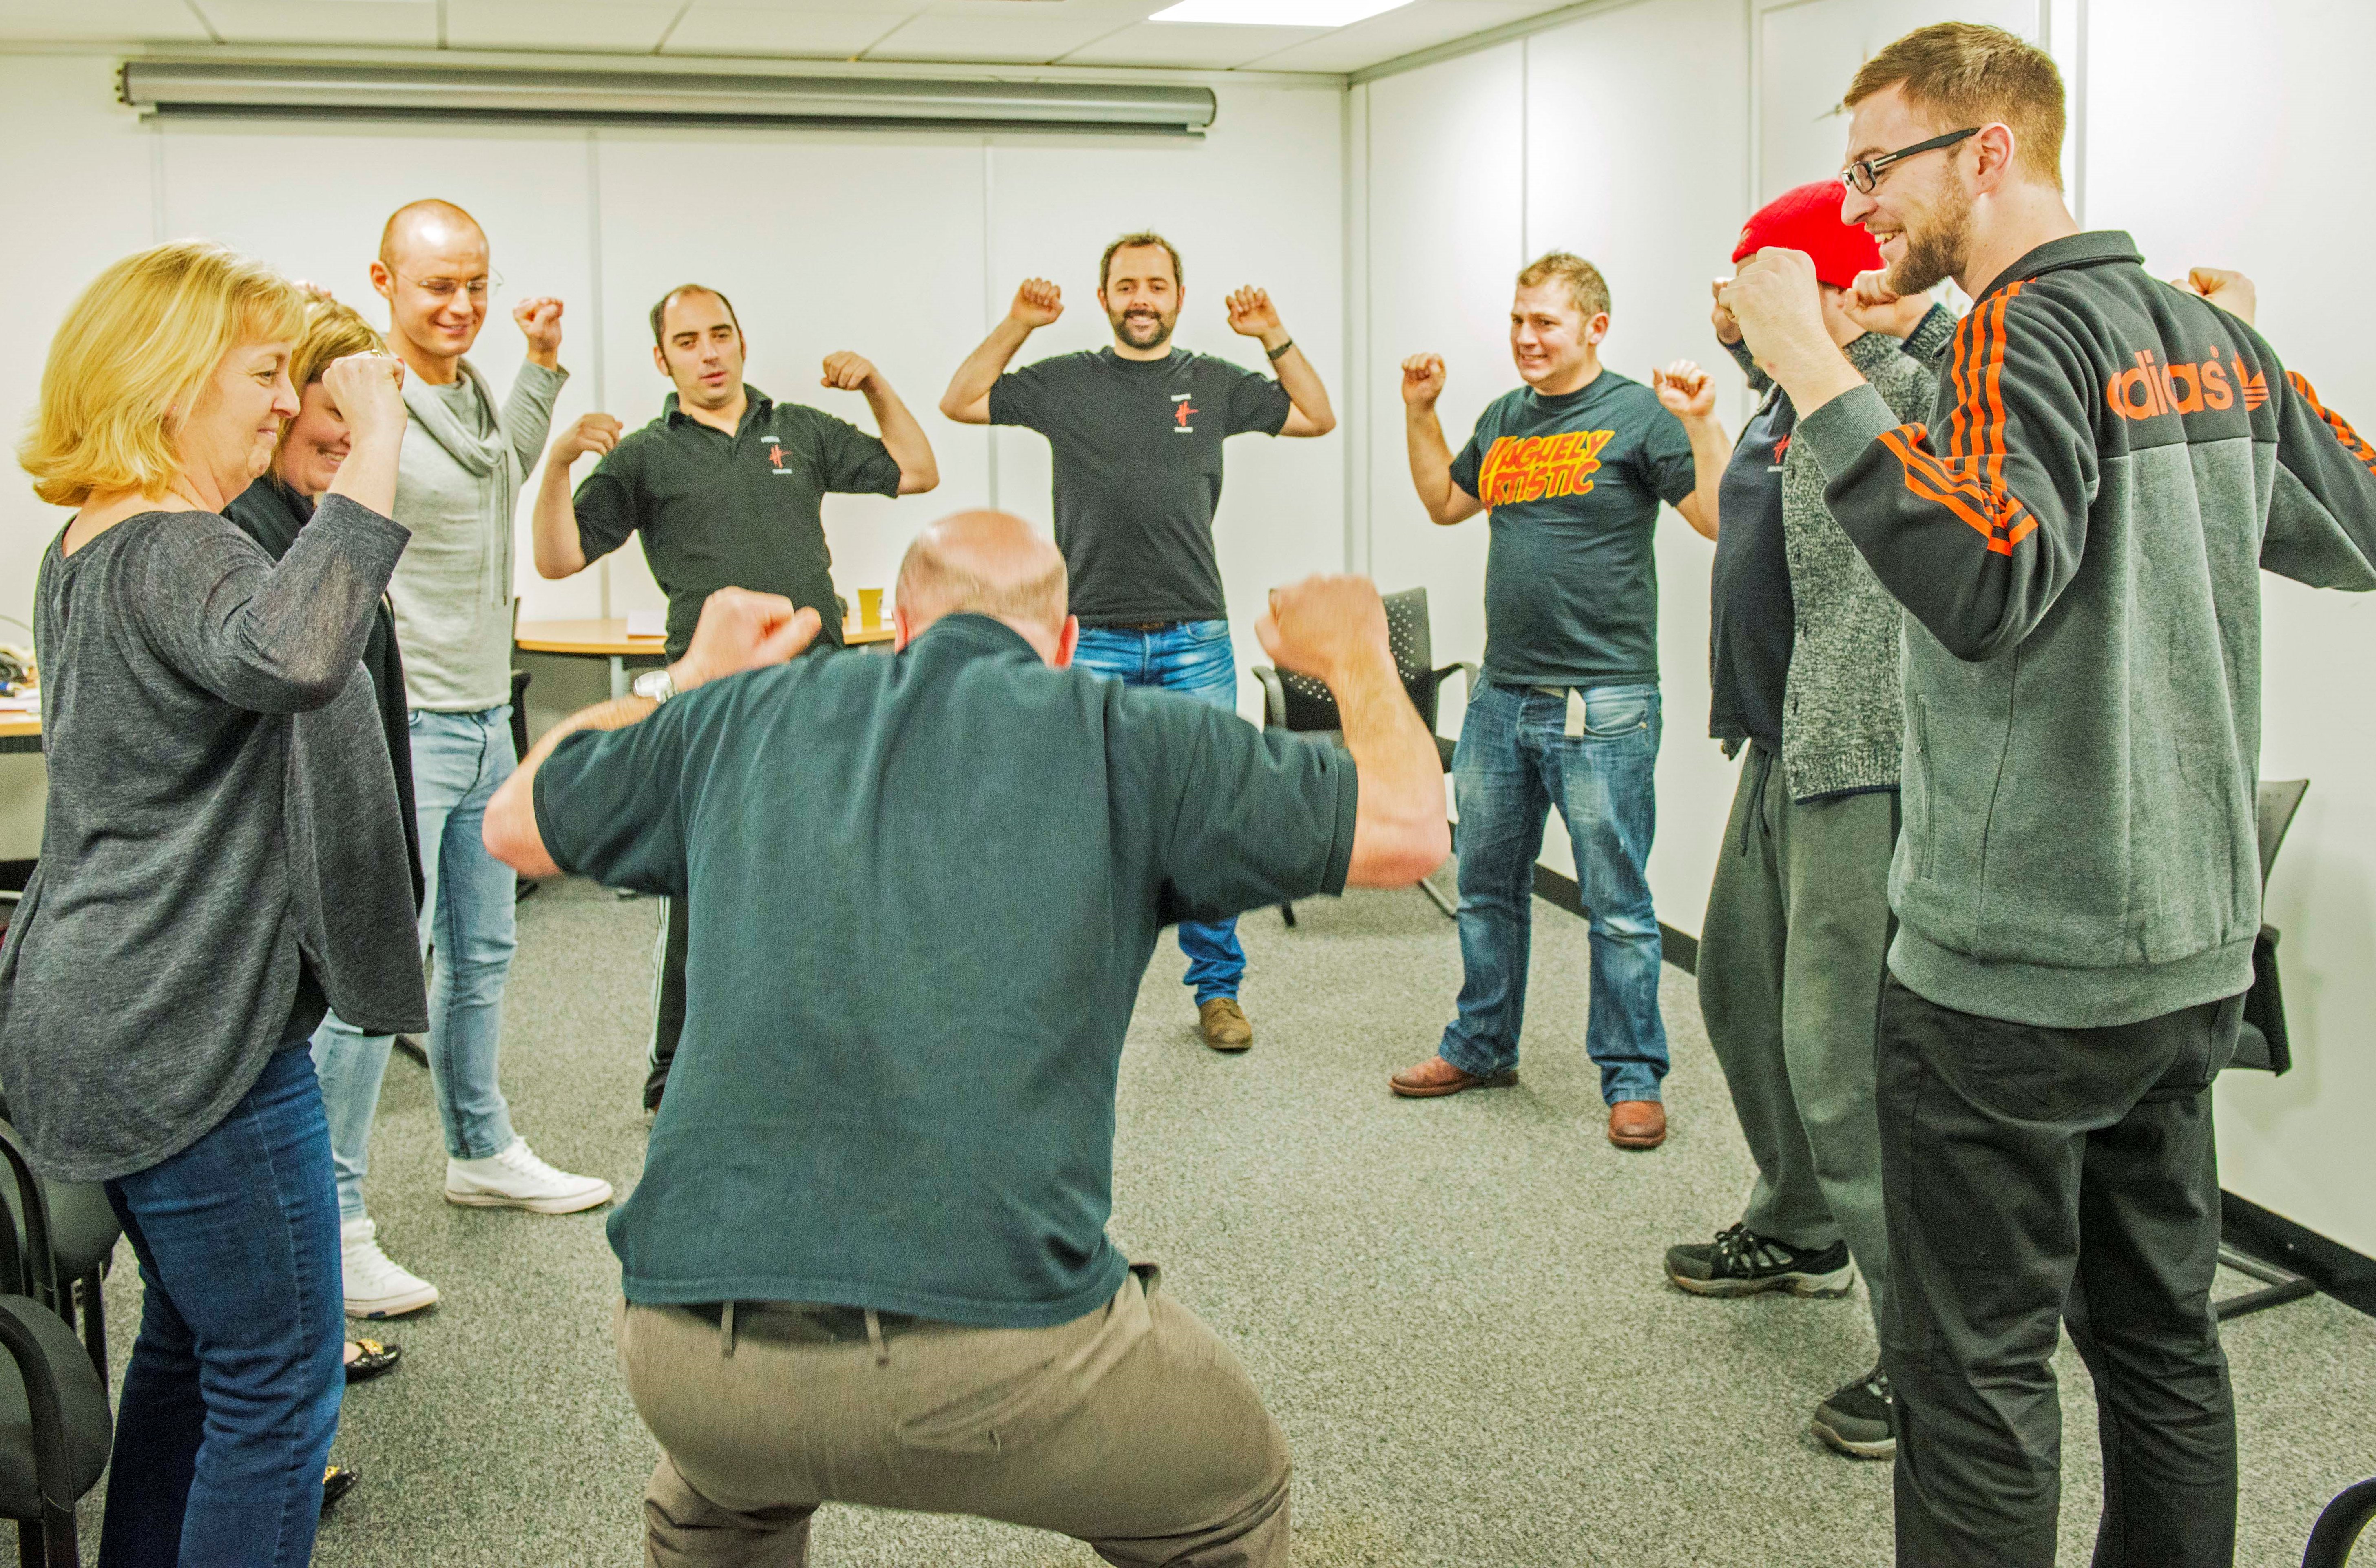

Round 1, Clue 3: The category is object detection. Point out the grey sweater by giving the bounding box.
[390,358,565,712]
[1726,306,1956,800]
[0,498,431,1181]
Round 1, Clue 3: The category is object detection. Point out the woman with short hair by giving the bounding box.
[0,240,425,1566]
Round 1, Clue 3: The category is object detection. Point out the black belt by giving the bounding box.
[680,1300,917,1343]
[1106,619,1181,633]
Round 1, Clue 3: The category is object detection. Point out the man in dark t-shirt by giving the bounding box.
[1391,251,1728,1154]
[940,231,1338,1053]
[480,513,1449,1566]
[531,282,940,1107]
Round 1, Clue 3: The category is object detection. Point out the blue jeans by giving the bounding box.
[99,1046,345,1568]
[1438,679,1670,1104]
[312,704,519,1184]
[1073,620,1244,1004]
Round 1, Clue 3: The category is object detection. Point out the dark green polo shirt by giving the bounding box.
[533,614,1358,1327]
[571,384,903,660]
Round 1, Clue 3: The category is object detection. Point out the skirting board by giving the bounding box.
[1529,862,1699,974]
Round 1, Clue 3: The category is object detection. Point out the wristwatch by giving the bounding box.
[631,668,677,705]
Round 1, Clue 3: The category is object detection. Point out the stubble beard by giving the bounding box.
[1112,307,1176,351]
[1883,176,1973,297]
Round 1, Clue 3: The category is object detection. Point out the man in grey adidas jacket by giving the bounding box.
[1726,23,2376,1568]
[321,201,610,1316]
[1661,179,1953,1467]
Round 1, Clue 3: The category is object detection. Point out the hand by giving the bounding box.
[1719,248,1830,360]
[668,590,823,694]
[1651,360,1717,422]
[1400,354,1446,411]
[513,296,564,359]
[292,278,338,305]
[1225,286,1284,341]
[550,413,622,468]
[2177,267,2255,326]
[1009,278,1063,330]
[1257,574,1392,691]
[1710,278,1742,347]
[1837,271,1935,338]
[320,352,408,445]
[820,351,878,392]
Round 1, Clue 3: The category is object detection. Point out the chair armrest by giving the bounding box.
[1427,663,1479,736]
[1253,666,1288,729]
[0,1122,57,1307]
[0,1292,108,1515]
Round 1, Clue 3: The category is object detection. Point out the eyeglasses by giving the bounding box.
[392,269,502,304]
[1839,127,1980,195]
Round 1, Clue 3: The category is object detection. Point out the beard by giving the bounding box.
[1110,303,1177,350]
[1883,174,1973,296]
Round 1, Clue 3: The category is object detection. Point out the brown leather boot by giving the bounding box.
[1198,997,1253,1052]
[1389,1054,1518,1098]
[1607,1100,1667,1149]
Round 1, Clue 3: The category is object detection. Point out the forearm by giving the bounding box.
[863,379,940,493]
[324,429,403,519]
[200,495,408,711]
[531,461,590,578]
[1675,414,1732,540]
[941,320,1031,421]
[506,362,567,471]
[1404,409,1470,524]
[484,692,657,877]
[1335,652,1451,887]
[1765,338,1867,422]
[1269,339,1336,436]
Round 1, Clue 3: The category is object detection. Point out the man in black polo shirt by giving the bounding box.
[938,231,1337,1053]
[482,514,1449,1568]
[532,282,939,1108]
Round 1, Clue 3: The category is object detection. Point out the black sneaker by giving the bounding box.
[1812,1364,1896,1459]
[1664,1224,1858,1298]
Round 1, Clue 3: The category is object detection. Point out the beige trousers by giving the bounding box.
[615,1267,1292,1568]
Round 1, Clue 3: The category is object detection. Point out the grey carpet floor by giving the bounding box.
[85,876,2376,1566]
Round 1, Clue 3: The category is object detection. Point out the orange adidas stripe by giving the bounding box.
[1883,283,2038,557]
[2286,370,2376,476]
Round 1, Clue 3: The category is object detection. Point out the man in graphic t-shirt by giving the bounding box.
[1389,251,1728,1153]
[940,231,1338,1052]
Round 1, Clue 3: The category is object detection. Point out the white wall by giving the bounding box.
[0,61,1345,724]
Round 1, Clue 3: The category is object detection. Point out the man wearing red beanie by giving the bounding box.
[1660,179,1950,1460]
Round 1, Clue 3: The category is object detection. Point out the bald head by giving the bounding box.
[378,199,487,268]
[895,512,1069,655]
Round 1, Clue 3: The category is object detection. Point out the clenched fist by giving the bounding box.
[1009,278,1063,330]
[1401,354,1447,411]
[1652,360,1716,421]
[320,352,408,444]
[820,352,879,392]
[670,589,823,694]
[549,413,622,469]
[513,296,564,360]
[1226,286,1283,340]
[1257,574,1391,691]
[1710,278,1743,347]
[2177,267,2254,326]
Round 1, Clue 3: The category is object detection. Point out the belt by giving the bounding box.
[682,1300,916,1340]
[1106,619,1181,633]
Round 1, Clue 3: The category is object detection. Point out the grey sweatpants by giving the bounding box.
[1697,743,1896,1332]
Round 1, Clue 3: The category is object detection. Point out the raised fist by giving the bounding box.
[320,352,408,442]
[1257,574,1390,690]
[1652,360,1717,421]
[2177,267,2255,326]
[820,352,878,391]
[1226,286,1282,339]
[1710,277,1742,347]
[1400,353,1447,411]
[1009,279,1063,330]
[551,412,622,467]
[513,296,564,357]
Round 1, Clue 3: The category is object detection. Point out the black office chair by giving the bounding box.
[0,1124,114,1568]
[2213,778,2316,1320]
[1253,587,1473,926]
[0,1108,117,1387]
[2306,1478,2376,1568]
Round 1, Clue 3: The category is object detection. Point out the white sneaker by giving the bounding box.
[445,1137,613,1214]
[341,1216,440,1319]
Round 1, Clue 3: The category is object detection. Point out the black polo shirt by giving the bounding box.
[571,384,903,660]
[533,614,1358,1327]
[1707,387,1797,752]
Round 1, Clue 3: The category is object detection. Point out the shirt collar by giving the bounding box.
[1981,230,2142,299]
[910,613,1041,663]
[662,385,772,433]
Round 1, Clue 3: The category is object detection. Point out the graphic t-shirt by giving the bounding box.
[571,387,901,661]
[989,347,1293,625]
[1708,387,1797,750]
[1448,371,1698,688]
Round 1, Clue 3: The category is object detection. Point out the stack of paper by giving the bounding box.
[625,610,666,640]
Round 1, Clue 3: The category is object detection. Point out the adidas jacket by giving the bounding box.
[1797,231,2376,1028]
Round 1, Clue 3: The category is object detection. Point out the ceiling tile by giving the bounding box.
[1059,17,1330,66]
[446,0,681,50]
[863,0,1152,64]
[0,0,211,42]
[196,0,439,46]
[1239,0,1558,71]
[663,3,911,54]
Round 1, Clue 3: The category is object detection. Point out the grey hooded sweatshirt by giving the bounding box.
[389,357,565,712]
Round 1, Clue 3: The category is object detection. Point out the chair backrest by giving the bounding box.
[2258,778,2309,888]
[1276,587,1441,734]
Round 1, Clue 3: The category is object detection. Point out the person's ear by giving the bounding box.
[1586,312,1611,346]
[893,603,916,654]
[1972,123,2017,194]
[1052,615,1079,670]
[368,259,394,302]
[652,345,667,377]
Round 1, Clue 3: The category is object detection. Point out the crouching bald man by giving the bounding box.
[483,513,1449,1567]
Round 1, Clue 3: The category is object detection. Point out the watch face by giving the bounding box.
[632,670,672,701]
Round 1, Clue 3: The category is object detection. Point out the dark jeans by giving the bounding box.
[1876,975,2239,1568]
[646,894,691,1110]
[100,1045,346,1568]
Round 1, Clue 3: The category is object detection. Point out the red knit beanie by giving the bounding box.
[1732,180,1881,290]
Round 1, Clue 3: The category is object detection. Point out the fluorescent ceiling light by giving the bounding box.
[1150,0,1414,24]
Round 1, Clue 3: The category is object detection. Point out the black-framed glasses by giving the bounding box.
[1839,127,1980,194]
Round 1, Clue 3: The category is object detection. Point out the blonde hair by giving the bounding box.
[1845,22,2066,188]
[20,241,306,507]
[1515,252,1611,320]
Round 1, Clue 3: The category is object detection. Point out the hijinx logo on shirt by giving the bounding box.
[761,435,793,473]
[1171,392,1197,435]
[1476,430,1617,506]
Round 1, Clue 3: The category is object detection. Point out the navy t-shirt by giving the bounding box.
[533,615,1357,1328]
[989,348,1292,626]
[1449,371,1698,688]
[1708,387,1797,750]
